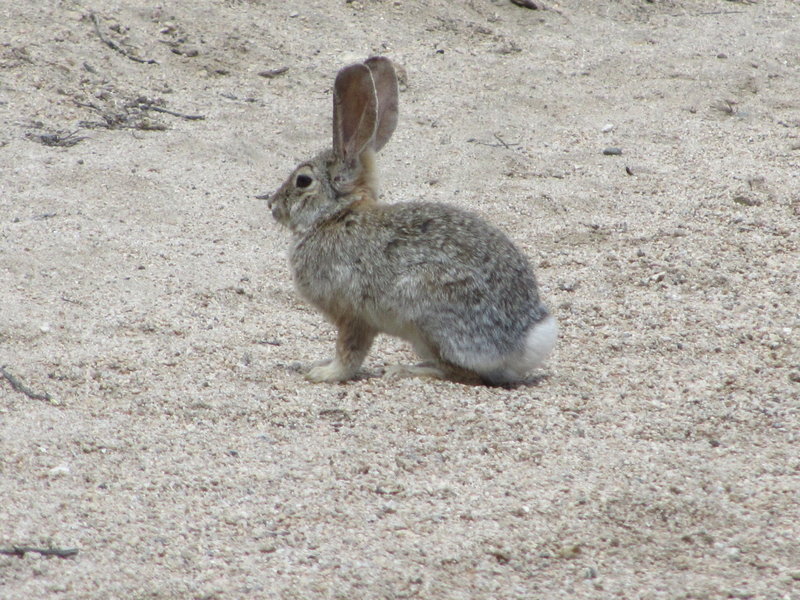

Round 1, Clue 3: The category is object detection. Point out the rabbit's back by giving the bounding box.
[290,202,550,372]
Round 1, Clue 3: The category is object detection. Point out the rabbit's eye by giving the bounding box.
[296,174,313,189]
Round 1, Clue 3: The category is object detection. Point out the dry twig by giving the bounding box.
[90,12,157,65]
[136,101,205,121]
[468,133,521,150]
[25,130,86,147]
[0,546,78,558]
[0,365,52,402]
[75,97,204,129]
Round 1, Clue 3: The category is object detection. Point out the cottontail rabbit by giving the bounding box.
[267,57,556,385]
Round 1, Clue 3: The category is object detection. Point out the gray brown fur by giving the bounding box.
[268,58,556,385]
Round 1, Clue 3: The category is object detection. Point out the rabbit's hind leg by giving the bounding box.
[385,332,480,384]
[306,319,376,382]
[384,361,447,380]
[384,359,483,385]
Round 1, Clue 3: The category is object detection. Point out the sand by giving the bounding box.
[1,1,798,598]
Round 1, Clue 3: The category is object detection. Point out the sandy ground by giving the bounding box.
[1,1,799,598]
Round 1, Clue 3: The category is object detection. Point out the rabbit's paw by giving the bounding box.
[306,360,353,383]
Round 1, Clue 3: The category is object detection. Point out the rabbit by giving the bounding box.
[266,56,556,385]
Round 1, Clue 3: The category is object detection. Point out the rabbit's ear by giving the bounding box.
[364,57,398,152]
[333,63,378,168]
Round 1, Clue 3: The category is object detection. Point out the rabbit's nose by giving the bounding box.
[255,192,273,208]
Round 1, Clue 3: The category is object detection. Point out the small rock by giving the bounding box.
[601,123,614,133]
[556,544,582,559]
[49,464,71,477]
[603,147,622,156]
[171,47,199,58]
[394,62,409,91]
[488,549,511,564]
[510,0,545,8]
[258,66,289,79]
[557,280,579,292]
[733,195,761,207]
[713,99,737,115]
[724,546,741,560]
[375,482,404,495]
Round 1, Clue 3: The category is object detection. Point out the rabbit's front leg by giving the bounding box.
[306,318,376,382]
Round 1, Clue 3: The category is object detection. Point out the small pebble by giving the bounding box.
[557,280,579,292]
[603,147,622,155]
[556,544,582,559]
[601,123,614,133]
[724,546,741,560]
[49,464,71,477]
[259,66,289,79]
[510,0,545,8]
[733,195,761,207]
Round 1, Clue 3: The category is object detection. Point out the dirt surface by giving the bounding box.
[1,1,799,598]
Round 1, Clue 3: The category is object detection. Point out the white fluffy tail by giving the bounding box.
[520,314,558,371]
[479,314,557,385]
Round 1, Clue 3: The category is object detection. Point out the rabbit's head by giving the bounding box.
[268,57,399,234]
